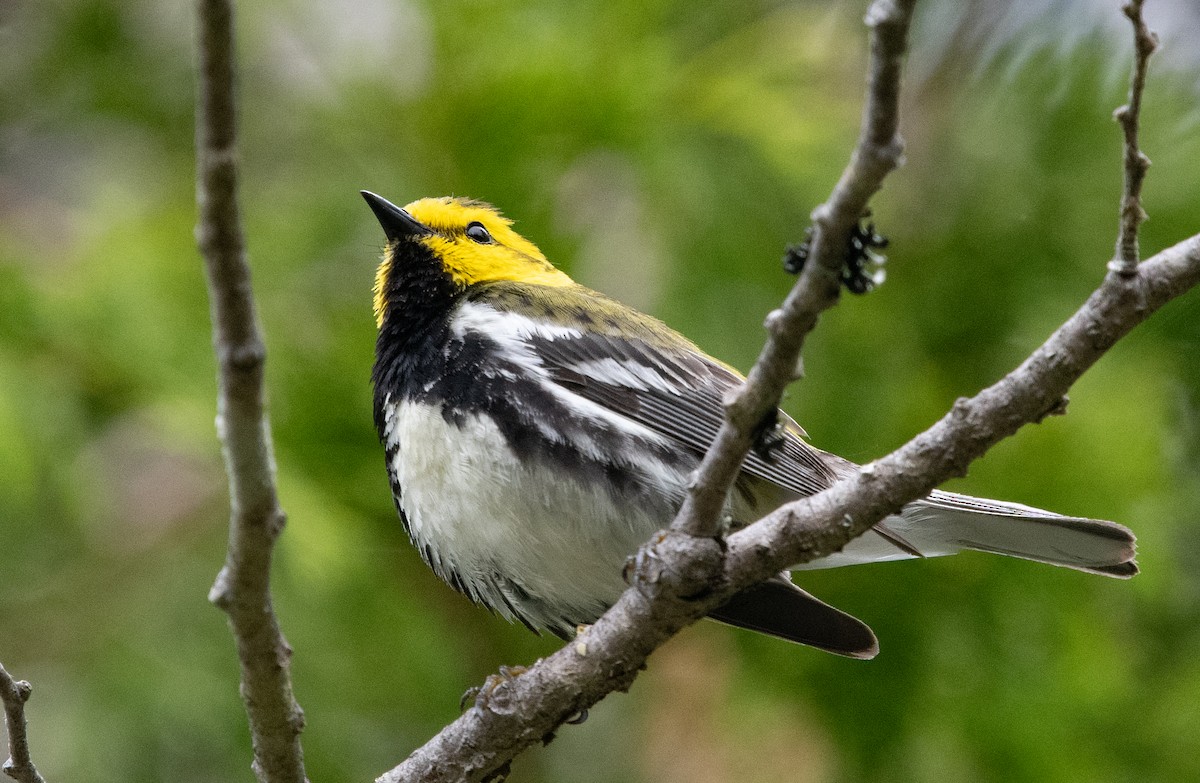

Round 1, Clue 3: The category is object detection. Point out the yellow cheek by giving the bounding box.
[422,236,572,289]
[373,250,393,328]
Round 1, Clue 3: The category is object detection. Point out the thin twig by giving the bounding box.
[194,1,307,781]
[0,662,46,783]
[1110,0,1158,276]
[675,0,917,541]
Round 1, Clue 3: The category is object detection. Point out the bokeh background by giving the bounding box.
[2,0,1199,780]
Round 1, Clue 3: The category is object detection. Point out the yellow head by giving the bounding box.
[364,193,572,327]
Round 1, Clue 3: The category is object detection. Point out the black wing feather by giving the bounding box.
[505,293,880,653]
[531,329,837,499]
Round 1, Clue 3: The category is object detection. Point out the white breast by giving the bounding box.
[383,398,684,631]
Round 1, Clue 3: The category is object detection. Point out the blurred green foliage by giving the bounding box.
[2,0,1199,781]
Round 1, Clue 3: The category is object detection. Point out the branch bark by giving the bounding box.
[0,663,46,783]
[378,1,1200,779]
[1111,0,1158,275]
[194,1,307,781]
[677,0,916,540]
[730,234,1200,573]
[378,231,1200,783]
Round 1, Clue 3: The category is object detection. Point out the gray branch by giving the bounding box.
[675,0,916,540]
[729,233,1200,573]
[1111,0,1158,275]
[378,0,1200,779]
[194,0,307,781]
[378,232,1200,783]
[0,663,46,783]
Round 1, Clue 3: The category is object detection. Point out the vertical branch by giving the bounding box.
[194,1,307,782]
[1110,0,1158,275]
[377,1,1200,779]
[0,663,46,783]
[674,0,917,539]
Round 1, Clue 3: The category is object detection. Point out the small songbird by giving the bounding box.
[362,191,1137,659]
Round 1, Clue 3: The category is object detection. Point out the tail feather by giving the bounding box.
[791,489,1137,577]
[708,577,879,658]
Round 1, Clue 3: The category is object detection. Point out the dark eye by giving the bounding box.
[465,222,494,244]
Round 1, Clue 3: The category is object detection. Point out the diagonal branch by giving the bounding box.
[194,1,307,781]
[379,1,1200,778]
[1110,0,1158,275]
[383,233,1200,783]
[676,0,917,540]
[0,663,46,783]
[731,233,1200,574]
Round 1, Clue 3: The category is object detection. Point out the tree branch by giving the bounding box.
[378,1,1200,778]
[378,231,1200,783]
[731,233,1200,573]
[0,663,46,783]
[676,0,917,540]
[194,1,307,781]
[1110,0,1158,275]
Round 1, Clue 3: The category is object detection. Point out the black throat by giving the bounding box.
[371,240,462,435]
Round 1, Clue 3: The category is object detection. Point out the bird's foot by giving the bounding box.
[460,664,528,712]
[751,410,787,463]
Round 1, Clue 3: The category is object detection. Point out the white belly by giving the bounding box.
[383,399,684,631]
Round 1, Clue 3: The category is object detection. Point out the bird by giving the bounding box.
[362,190,1137,659]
